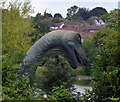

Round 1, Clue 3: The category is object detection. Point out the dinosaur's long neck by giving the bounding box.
[19,33,65,76]
[23,34,64,64]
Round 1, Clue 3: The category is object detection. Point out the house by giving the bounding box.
[91,16,105,25]
[49,21,104,40]
[49,22,82,30]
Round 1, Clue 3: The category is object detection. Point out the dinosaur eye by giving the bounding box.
[76,34,81,44]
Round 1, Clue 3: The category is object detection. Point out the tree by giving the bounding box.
[87,18,95,25]
[44,10,52,18]
[31,13,50,43]
[33,13,50,34]
[2,1,35,100]
[66,6,91,21]
[78,8,91,21]
[90,7,108,17]
[79,9,120,101]
[54,13,62,18]
[101,9,119,30]
[50,13,64,23]
[66,5,79,20]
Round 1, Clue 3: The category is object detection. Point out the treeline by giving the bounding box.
[66,5,108,21]
[36,5,108,22]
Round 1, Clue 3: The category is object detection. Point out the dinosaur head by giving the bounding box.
[63,31,88,69]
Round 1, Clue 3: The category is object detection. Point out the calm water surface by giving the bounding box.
[73,76,92,94]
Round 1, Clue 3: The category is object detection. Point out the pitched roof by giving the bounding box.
[50,22,83,27]
[55,27,80,33]
[55,27,94,39]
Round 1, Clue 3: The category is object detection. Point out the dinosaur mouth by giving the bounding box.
[74,50,84,65]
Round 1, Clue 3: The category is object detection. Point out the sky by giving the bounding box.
[2,0,120,18]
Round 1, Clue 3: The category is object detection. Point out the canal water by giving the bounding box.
[73,76,92,94]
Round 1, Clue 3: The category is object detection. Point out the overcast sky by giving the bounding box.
[3,0,120,18]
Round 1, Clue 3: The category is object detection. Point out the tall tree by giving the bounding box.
[2,1,35,100]
[66,5,91,21]
[90,7,108,17]
[44,10,52,18]
[66,5,79,20]
[52,13,64,23]
[32,13,50,43]
[77,8,91,21]
[33,13,49,34]
[2,2,33,55]
[54,13,62,18]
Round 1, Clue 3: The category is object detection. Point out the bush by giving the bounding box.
[91,27,120,101]
[34,55,76,92]
[46,85,74,101]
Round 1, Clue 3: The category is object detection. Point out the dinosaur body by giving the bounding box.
[19,30,87,76]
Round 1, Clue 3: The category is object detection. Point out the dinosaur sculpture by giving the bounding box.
[19,30,88,77]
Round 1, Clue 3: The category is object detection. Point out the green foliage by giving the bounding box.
[2,1,33,54]
[34,55,76,92]
[91,27,120,101]
[2,56,35,100]
[44,11,52,18]
[54,13,63,18]
[101,9,119,30]
[2,1,35,100]
[90,7,108,17]
[66,5,90,21]
[51,17,64,23]
[2,51,35,100]
[109,97,120,101]
[94,28,119,66]
[74,67,85,76]
[66,6,108,21]
[82,39,97,75]
[47,85,74,101]
[31,13,50,43]
[82,39,97,65]
[87,18,94,25]
[77,8,91,21]
[46,85,94,101]
[33,13,50,34]
[66,5,79,20]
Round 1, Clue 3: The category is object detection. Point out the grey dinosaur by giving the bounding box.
[18,30,88,77]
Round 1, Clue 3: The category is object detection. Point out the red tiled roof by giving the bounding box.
[54,27,94,39]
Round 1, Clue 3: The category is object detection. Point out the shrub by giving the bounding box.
[91,27,120,101]
[34,55,76,92]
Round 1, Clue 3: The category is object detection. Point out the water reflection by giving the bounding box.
[74,79,91,86]
[73,76,92,94]
[73,84,92,94]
